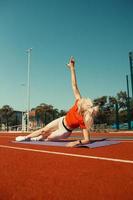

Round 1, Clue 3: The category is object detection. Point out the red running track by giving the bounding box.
[0,133,133,200]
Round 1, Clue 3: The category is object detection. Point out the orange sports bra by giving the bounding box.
[65,100,86,129]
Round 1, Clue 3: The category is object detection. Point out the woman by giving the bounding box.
[16,57,99,147]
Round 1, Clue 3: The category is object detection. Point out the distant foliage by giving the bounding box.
[94,90,133,125]
[0,105,14,131]
[0,90,133,130]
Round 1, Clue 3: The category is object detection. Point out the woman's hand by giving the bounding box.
[67,56,75,69]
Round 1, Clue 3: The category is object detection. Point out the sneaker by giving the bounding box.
[15,136,29,142]
[30,135,43,141]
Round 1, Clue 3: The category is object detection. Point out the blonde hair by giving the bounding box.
[77,98,99,129]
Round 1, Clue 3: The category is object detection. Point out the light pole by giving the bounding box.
[129,52,133,98]
[26,48,32,132]
[21,83,26,132]
[126,75,131,130]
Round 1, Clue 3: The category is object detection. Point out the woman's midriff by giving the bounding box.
[64,117,73,131]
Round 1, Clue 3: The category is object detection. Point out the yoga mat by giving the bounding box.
[13,140,120,148]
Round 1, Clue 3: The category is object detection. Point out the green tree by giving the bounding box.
[59,109,67,117]
[31,103,67,128]
[109,91,128,129]
[0,105,14,131]
[94,92,128,127]
[94,96,114,124]
[35,103,54,126]
[94,96,107,107]
[52,108,60,119]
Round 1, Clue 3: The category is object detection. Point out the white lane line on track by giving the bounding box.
[0,145,133,164]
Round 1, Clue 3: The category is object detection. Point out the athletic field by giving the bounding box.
[0,131,133,200]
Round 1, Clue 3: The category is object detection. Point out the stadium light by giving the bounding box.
[129,51,133,98]
[26,48,32,132]
[126,75,131,130]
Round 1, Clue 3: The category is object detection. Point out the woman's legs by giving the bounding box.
[15,117,63,141]
[46,129,71,141]
[26,117,62,139]
[15,116,72,142]
[45,117,72,141]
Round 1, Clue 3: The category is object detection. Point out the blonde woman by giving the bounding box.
[16,57,99,147]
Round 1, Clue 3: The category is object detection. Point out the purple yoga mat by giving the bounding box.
[13,140,120,148]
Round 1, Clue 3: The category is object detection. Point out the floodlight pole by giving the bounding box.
[26,48,32,132]
[129,52,133,98]
[126,75,131,130]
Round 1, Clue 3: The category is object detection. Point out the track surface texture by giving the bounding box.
[0,132,133,200]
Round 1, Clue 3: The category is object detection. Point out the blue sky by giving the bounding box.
[0,0,133,111]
